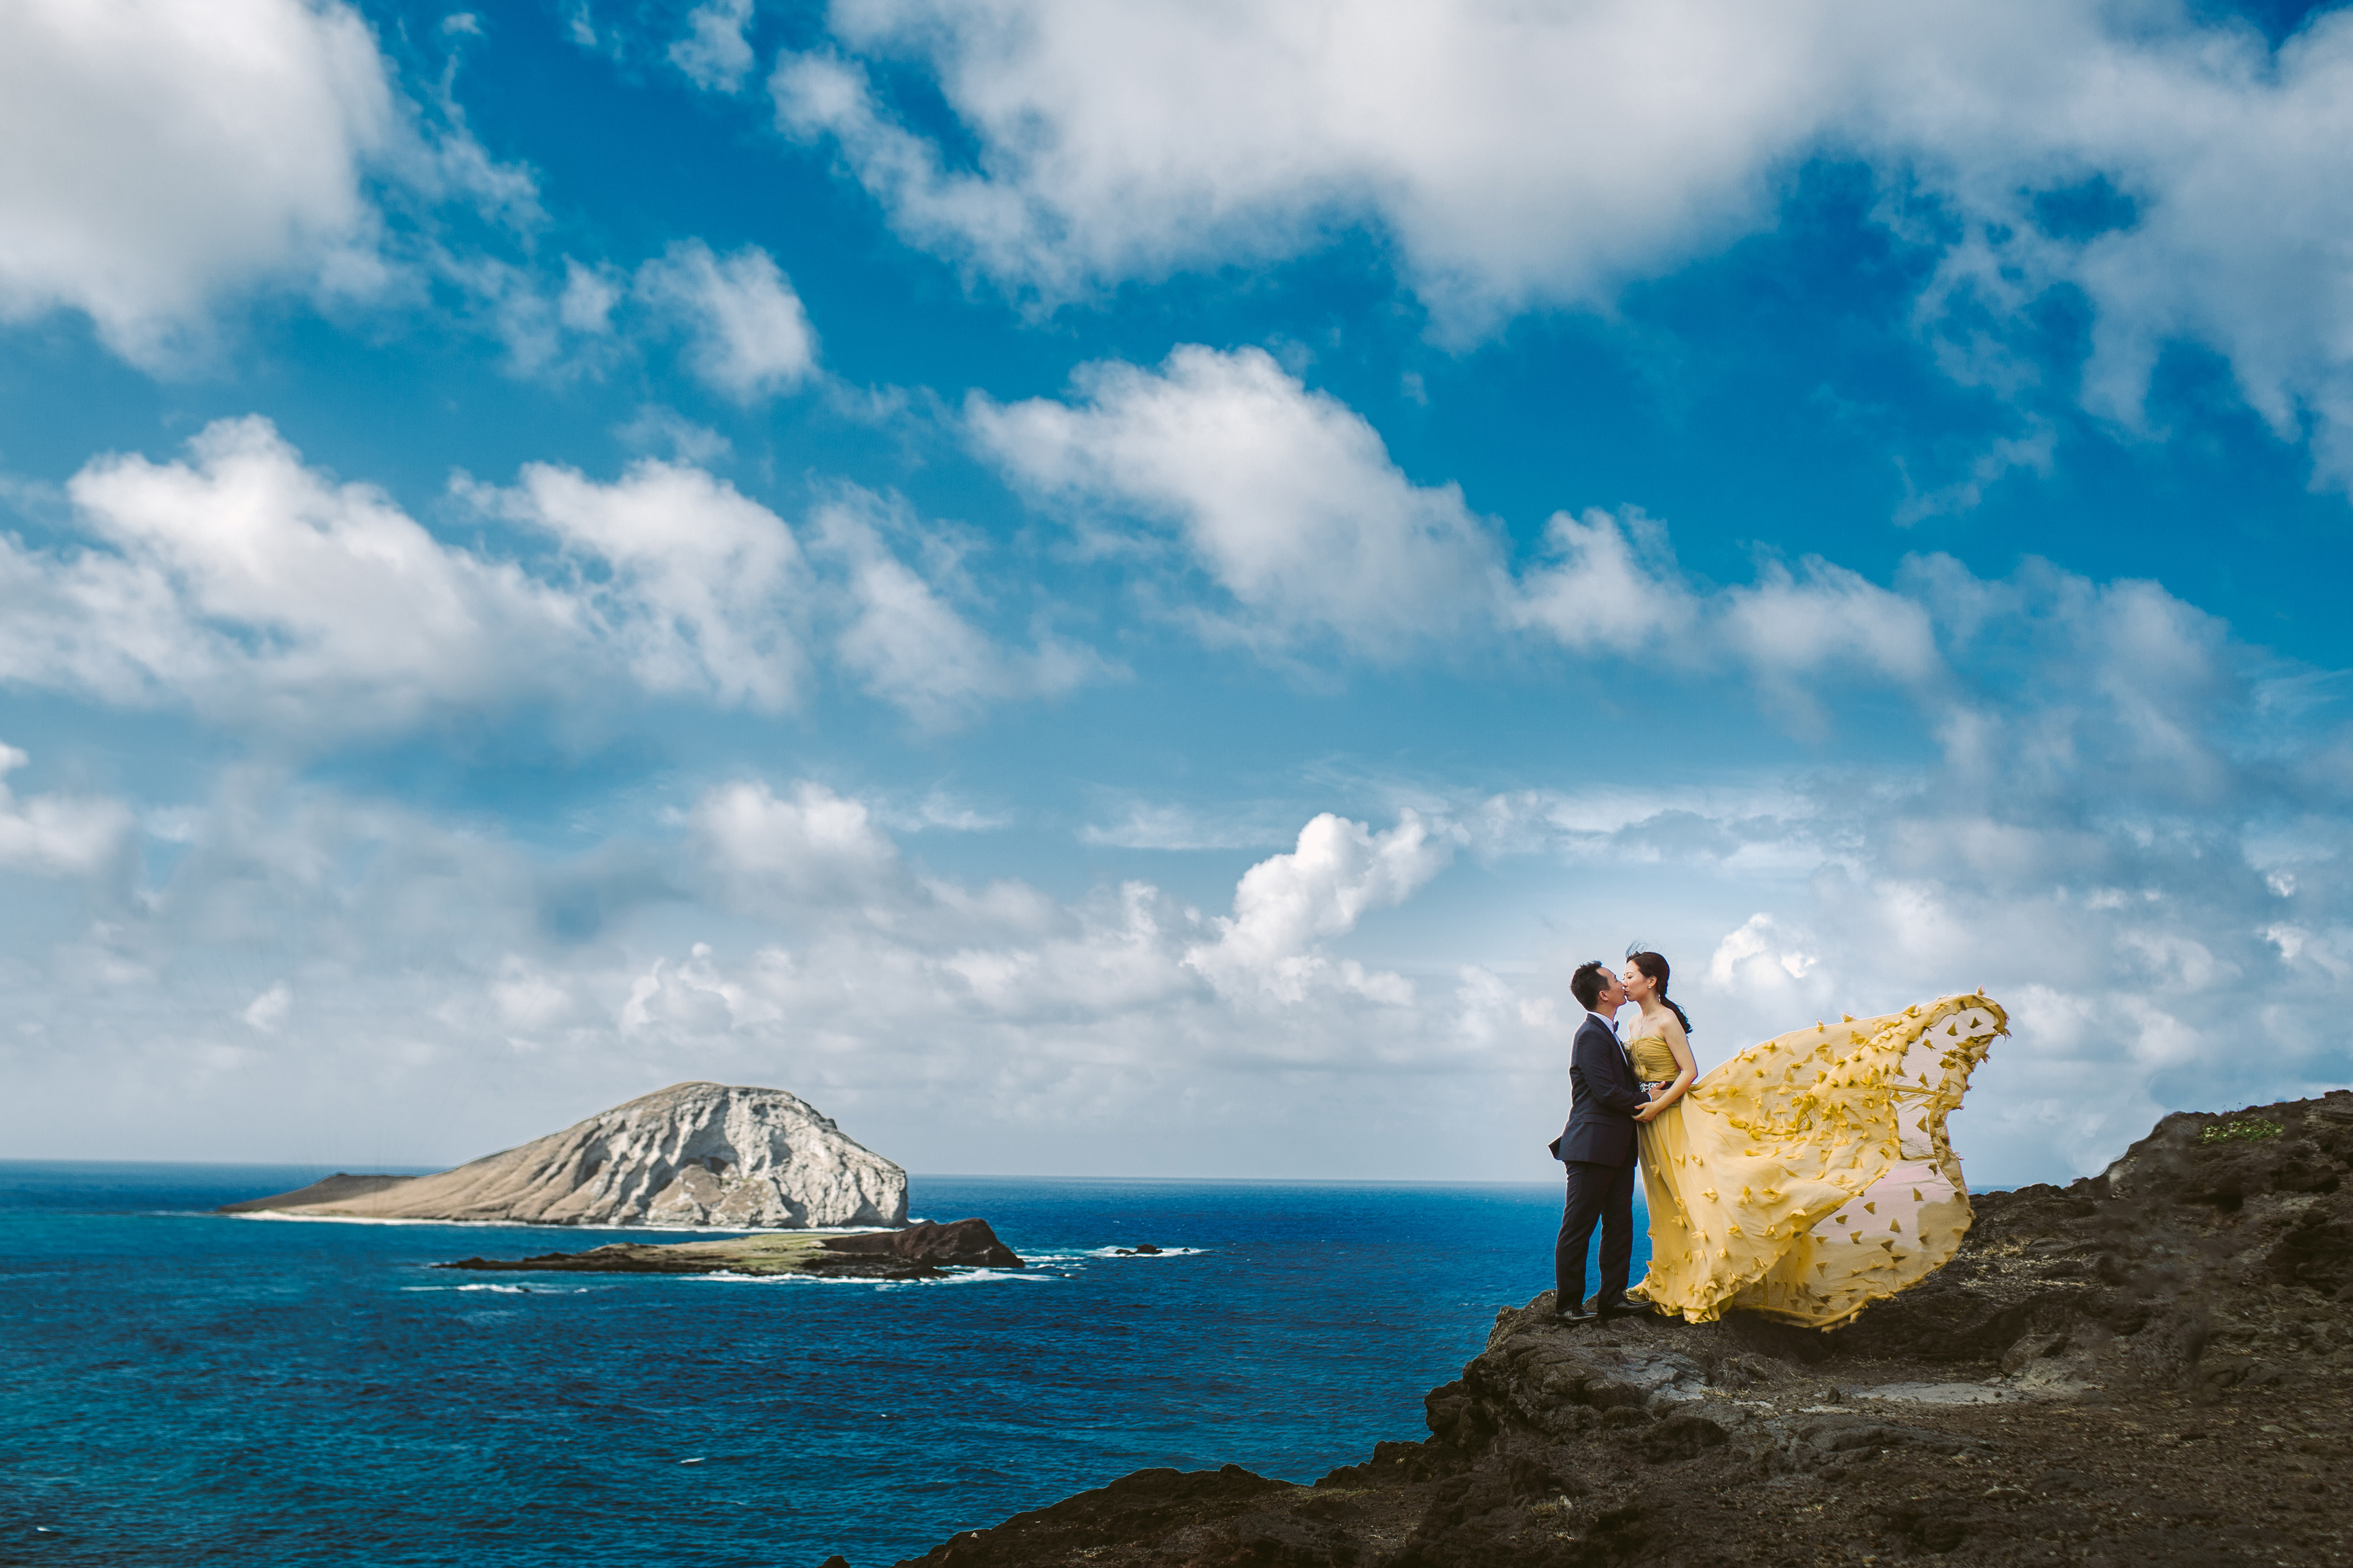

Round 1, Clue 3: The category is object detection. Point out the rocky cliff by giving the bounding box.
[855,1091,2353,1567]
[221,1082,906,1228]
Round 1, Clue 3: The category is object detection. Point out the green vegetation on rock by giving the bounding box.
[2200,1118,2286,1144]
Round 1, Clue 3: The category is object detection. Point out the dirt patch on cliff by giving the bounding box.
[858,1091,2353,1567]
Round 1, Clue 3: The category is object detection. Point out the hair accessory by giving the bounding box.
[1625,940,1648,960]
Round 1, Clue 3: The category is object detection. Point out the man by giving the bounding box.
[1547,960,1655,1323]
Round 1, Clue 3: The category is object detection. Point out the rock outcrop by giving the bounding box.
[852,1091,2353,1567]
[221,1082,906,1228]
[439,1217,1022,1280]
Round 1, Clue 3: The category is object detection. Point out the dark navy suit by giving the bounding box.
[1548,1010,1648,1313]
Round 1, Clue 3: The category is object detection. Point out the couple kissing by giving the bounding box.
[1549,948,2010,1328]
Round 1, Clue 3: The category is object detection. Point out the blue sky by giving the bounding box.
[3,0,2350,1184]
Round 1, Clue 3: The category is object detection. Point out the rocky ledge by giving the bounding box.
[439,1216,1022,1281]
[846,1091,2353,1567]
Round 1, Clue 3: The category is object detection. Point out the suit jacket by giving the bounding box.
[1549,1013,1649,1167]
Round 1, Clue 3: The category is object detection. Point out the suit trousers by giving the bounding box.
[1554,1156,1636,1312]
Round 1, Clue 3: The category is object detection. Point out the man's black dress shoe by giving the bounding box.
[1551,1304,1595,1323]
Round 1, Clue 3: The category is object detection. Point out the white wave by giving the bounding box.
[681,1266,1058,1288]
[400,1283,592,1294]
[1076,1245,1206,1259]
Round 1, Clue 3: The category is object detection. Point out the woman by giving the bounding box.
[1617,949,2008,1328]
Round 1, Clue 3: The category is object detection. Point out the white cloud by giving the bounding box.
[490,958,577,1035]
[0,0,532,365]
[0,420,1089,732]
[670,0,757,92]
[240,981,292,1033]
[785,1,2353,484]
[693,779,903,910]
[1511,509,1694,655]
[0,744,132,876]
[971,345,1511,653]
[1721,558,1943,691]
[0,0,394,359]
[1707,913,1820,989]
[775,0,1837,330]
[971,344,1944,693]
[26,416,581,724]
[558,258,624,333]
[1894,422,2056,526]
[635,240,819,400]
[1185,809,1454,1002]
[1078,801,1293,852]
[473,457,810,711]
[809,490,1104,726]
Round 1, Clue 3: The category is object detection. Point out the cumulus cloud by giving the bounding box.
[974,346,1509,653]
[25,416,580,723]
[0,419,1087,732]
[634,240,819,400]
[1185,810,1455,1002]
[1721,558,1944,695]
[471,456,810,710]
[973,345,1946,693]
[774,0,1834,327]
[783,1,2353,483]
[0,0,529,364]
[694,779,903,910]
[1511,509,1695,656]
[0,0,393,357]
[670,0,757,91]
[0,744,133,876]
[809,492,1104,726]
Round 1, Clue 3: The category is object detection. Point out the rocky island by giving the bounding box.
[220,1081,906,1228]
[439,1216,1024,1281]
[842,1091,2353,1567]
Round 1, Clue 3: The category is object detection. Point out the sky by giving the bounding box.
[2,0,2351,1185]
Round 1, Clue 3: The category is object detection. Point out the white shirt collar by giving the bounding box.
[1586,1008,1621,1033]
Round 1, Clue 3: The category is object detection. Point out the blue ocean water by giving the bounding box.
[0,1164,1652,1567]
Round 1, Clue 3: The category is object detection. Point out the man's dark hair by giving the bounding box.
[1570,960,1610,1012]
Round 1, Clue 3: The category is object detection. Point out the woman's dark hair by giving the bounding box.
[1629,951,1691,1036]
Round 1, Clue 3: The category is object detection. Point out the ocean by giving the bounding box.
[0,1163,1653,1567]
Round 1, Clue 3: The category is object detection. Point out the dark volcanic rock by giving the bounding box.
[817,1217,1022,1270]
[1825,1088,2353,1391]
[892,1466,1304,1567]
[842,1093,2353,1567]
[439,1218,1022,1279]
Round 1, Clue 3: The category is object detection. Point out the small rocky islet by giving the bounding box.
[838,1091,2353,1568]
[439,1216,1024,1281]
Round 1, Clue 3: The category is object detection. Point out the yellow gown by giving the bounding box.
[1625,992,2007,1328]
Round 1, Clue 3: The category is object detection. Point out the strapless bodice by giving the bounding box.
[1628,1032,1678,1082]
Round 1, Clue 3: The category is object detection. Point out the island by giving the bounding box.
[218,1081,906,1228]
